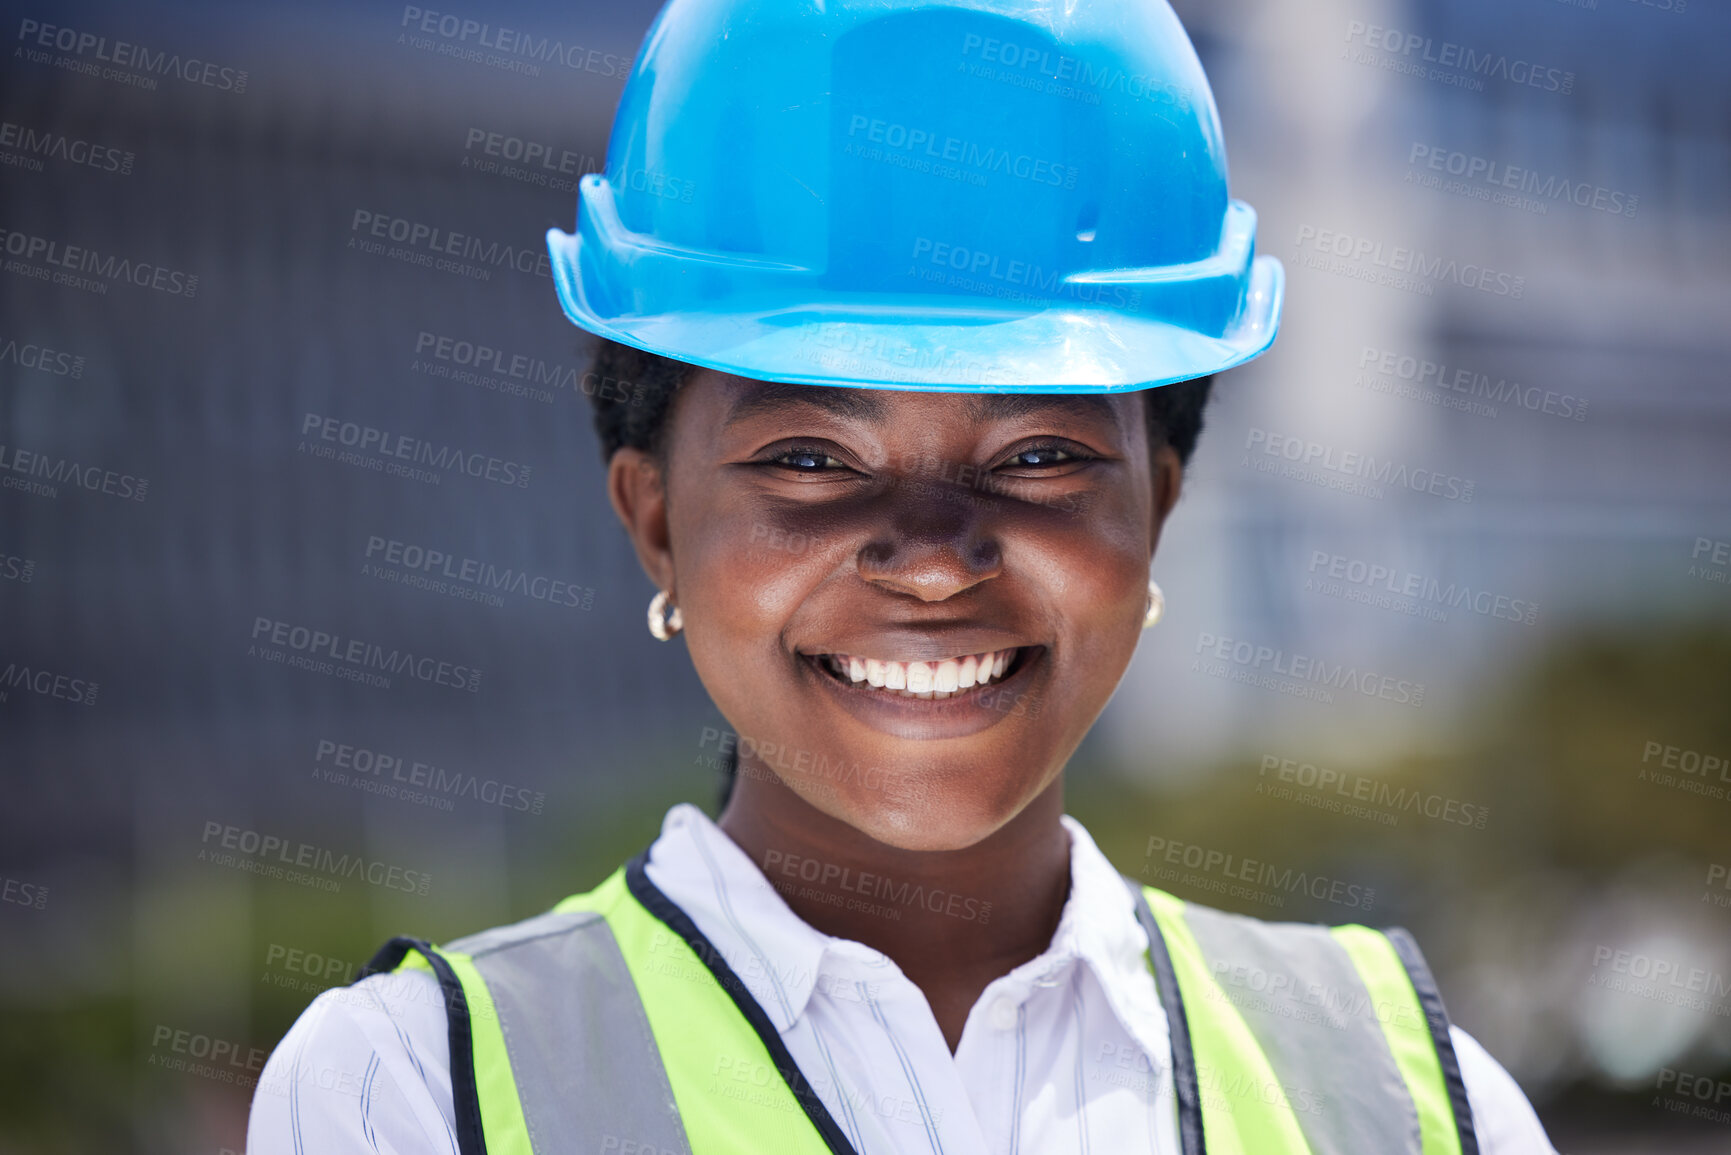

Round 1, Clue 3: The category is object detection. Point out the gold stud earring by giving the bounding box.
[647,589,684,640]
[1144,579,1164,629]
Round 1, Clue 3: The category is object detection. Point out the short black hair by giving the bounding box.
[581,336,1214,810]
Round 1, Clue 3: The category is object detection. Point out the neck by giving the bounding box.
[716,763,1072,1051]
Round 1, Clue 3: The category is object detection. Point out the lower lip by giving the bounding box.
[800,647,1046,740]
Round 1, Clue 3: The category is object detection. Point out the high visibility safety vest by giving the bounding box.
[363,853,1478,1155]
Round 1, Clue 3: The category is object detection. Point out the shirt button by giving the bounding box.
[990,997,1020,1031]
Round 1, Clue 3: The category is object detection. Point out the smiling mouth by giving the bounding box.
[808,646,1037,699]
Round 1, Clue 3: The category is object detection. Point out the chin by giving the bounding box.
[811,774,1037,853]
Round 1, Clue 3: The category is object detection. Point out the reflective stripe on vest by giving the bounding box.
[363,855,1475,1155]
[366,854,846,1155]
[1127,882,1477,1155]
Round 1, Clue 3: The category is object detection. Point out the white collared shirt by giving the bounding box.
[247,803,1557,1154]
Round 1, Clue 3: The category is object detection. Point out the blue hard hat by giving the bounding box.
[546,0,1282,393]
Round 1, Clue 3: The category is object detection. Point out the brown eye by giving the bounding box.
[769,446,849,472]
[1001,441,1093,470]
[1008,445,1077,468]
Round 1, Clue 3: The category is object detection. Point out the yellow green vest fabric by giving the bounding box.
[362,852,1478,1155]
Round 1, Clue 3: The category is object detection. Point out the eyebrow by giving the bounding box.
[722,382,1120,430]
[722,381,888,427]
[963,392,1118,427]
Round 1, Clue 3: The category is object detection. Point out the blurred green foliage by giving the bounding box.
[1076,623,1731,909]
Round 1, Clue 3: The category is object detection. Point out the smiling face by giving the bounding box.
[607,369,1185,852]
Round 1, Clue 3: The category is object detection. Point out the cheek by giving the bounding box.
[688,513,829,622]
[674,510,834,706]
[677,489,870,623]
[1023,507,1150,620]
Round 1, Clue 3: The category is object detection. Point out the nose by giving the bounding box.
[855,489,1003,602]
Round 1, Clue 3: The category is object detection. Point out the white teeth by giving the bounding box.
[820,648,1021,698]
[934,659,959,692]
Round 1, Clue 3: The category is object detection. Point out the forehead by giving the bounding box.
[700,371,1140,431]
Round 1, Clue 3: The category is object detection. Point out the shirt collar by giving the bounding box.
[1054,813,1173,1066]
[643,802,831,1032]
[642,802,1171,1066]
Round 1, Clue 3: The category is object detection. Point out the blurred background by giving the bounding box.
[1,0,1728,1151]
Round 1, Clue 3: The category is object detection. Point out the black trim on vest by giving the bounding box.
[1123,877,1206,1155]
[625,851,861,1155]
[360,936,489,1155]
[1383,926,1479,1155]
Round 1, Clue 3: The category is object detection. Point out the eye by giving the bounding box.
[1000,441,1092,470]
[763,445,852,473]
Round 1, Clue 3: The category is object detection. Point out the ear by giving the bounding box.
[607,448,676,595]
[1147,441,1184,564]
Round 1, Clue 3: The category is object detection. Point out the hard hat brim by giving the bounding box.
[547,227,1282,394]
